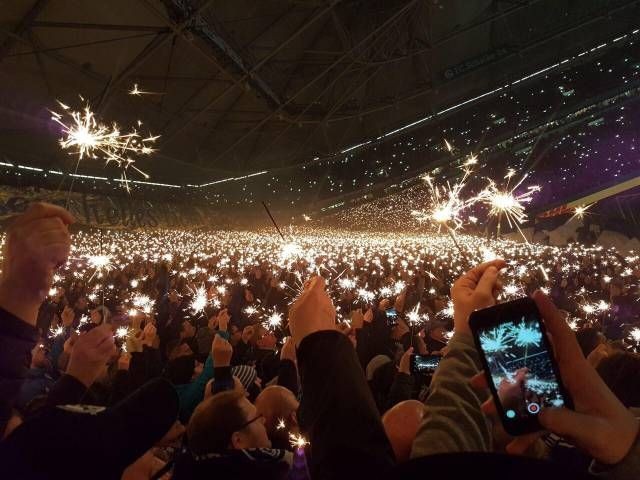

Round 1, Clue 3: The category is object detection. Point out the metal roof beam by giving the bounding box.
[210,0,418,166]
[160,2,339,144]
[0,0,49,61]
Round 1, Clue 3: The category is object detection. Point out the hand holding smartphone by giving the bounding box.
[470,297,572,435]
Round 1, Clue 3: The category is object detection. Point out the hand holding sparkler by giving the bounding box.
[217,308,231,332]
[280,336,297,363]
[288,275,336,347]
[118,352,131,371]
[532,291,639,465]
[141,323,157,348]
[66,324,117,388]
[212,334,233,367]
[241,325,255,344]
[451,259,507,335]
[0,203,74,325]
[398,347,413,375]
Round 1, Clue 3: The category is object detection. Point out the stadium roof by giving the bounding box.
[0,0,638,183]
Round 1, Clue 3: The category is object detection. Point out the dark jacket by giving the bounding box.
[172,448,293,480]
[297,330,395,479]
[0,307,38,418]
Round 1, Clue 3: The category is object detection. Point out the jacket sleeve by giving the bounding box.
[177,354,214,422]
[129,346,162,391]
[276,359,299,397]
[211,366,233,394]
[411,333,492,458]
[45,374,88,407]
[297,330,395,479]
[386,372,414,411]
[590,419,640,480]
[108,370,132,406]
[0,307,39,409]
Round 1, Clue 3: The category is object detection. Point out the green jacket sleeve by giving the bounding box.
[177,354,214,422]
[411,332,492,458]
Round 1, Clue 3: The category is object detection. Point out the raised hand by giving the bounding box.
[280,336,297,363]
[241,325,255,344]
[212,333,233,367]
[66,324,117,387]
[451,259,506,335]
[118,352,131,371]
[533,291,639,465]
[141,323,157,348]
[288,275,336,346]
[0,203,74,325]
[217,308,231,332]
[399,347,413,375]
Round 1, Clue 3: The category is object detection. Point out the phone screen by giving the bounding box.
[410,354,441,375]
[471,298,570,435]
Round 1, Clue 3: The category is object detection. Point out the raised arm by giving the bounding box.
[290,276,395,479]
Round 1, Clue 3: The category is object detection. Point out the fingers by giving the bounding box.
[465,259,507,283]
[13,202,75,227]
[539,407,591,444]
[470,371,488,390]
[506,432,543,455]
[481,398,496,416]
[475,266,500,301]
[532,291,583,365]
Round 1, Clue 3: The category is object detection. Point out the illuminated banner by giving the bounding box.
[0,185,210,229]
[537,176,640,219]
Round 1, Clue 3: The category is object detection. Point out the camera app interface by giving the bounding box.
[478,314,565,420]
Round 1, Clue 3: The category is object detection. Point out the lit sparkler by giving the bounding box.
[473,169,540,242]
[49,325,65,338]
[289,433,310,450]
[50,99,158,188]
[190,286,209,315]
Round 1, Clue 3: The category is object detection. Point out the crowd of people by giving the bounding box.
[1,202,639,479]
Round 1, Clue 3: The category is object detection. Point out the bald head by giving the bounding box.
[254,386,299,447]
[382,400,424,463]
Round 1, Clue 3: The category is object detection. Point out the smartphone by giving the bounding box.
[470,297,572,435]
[386,308,398,326]
[410,354,441,375]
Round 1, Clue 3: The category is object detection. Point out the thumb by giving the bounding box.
[539,407,591,441]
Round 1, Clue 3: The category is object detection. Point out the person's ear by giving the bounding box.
[290,410,298,426]
[231,431,244,449]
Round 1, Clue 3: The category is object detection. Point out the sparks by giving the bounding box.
[276,418,286,430]
[190,286,209,315]
[115,326,129,339]
[473,170,540,242]
[50,99,158,188]
[49,325,65,338]
[265,311,283,329]
[289,433,310,449]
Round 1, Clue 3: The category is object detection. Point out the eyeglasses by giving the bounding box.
[235,414,263,431]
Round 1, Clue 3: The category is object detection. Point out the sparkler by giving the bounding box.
[473,169,540,242]
[128,83,163,96]
[49,325,65,338]
[115,326,129,339]
[289,433,310,450]
[265,310,283,329]
[50,99,158,190]
[276,418,286,430]
[406,304,422,326]
[627,327,640,352]
[190,286,209,315]
[571,203,594,221]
